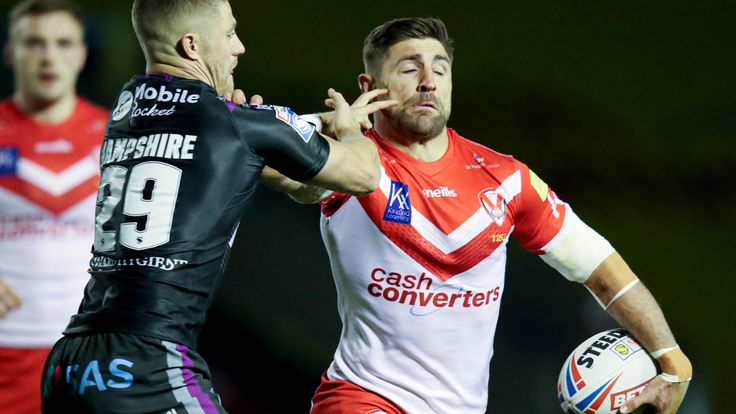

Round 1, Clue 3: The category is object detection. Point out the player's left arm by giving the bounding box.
[513,163,691,414]
[585,254,692,414]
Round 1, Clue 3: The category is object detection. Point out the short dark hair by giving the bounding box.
[363,17,453,76]
[8,0,83,29]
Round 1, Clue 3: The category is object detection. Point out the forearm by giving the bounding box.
[585,253,692,382]
[259,166,330,204]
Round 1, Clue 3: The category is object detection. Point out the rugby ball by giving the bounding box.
[557,329,657,414]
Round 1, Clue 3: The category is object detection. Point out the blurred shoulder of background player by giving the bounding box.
[0,1,108,413]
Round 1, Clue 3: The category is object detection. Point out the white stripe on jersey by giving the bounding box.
[378,169,521,254]
[17,156,98,196]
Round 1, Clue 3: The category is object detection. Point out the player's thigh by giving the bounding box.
[42,333,227,414]
[0,346,51,414]
[311,373,405,414]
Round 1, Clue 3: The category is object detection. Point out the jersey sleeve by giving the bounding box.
[231,103,330,182]
[512,160,614,282]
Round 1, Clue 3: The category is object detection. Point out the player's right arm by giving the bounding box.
[259,88,395,197]
[0,279,21,317]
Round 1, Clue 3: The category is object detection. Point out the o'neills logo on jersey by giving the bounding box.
[367,267,501,315]
[479,189,506,226]
[383,180,411,224]
[423,186,457,198]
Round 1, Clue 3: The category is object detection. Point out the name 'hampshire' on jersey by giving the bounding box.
[64,75,330,348]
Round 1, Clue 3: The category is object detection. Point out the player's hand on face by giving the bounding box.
[321,88,397,137]
[0,279,21,318]
[619,375,689,414]
[225,89,263,106]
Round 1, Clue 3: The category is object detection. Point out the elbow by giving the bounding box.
[352,168,379,196]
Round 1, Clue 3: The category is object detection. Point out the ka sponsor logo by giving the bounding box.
[479,189,506,226]
[0,147,18,177]
[383,180,412,224]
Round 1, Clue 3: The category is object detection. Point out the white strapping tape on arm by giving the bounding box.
[604,279,640,310]
[540,208,615,283]
[651,345,680,359]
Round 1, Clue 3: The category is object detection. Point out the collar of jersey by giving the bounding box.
[366,128,457,177]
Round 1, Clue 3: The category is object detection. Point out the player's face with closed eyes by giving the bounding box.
[7,11,86,104]
[377,38,452,139]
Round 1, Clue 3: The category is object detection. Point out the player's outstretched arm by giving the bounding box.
[261,88,396,199]
[0,279,21,318]
[585,253,692,414]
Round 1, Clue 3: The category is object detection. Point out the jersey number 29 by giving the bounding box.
[94,161,182,252]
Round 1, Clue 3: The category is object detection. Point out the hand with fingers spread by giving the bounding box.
[320,88,396,138]
[0,279,21,318]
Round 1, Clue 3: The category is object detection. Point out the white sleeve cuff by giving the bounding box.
[300,113,323,133]
[539,208,615,283]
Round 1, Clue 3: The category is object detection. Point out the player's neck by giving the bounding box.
[374,121,449,162]
[13,91,77,124]
[146,60,214,92]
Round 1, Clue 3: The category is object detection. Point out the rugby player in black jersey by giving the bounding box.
[40,1,396,413]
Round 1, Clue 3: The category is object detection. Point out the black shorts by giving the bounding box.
[41,332,227,414]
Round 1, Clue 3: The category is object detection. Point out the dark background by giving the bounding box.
[2,1,732,412]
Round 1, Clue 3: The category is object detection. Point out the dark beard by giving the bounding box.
[388,93,449,142]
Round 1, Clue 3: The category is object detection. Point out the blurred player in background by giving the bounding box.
[0,1,107,413]
[40,0,395,413]
[270,17,692,414]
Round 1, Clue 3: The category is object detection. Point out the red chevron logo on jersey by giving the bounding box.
[0,149,99,215]
[356,170,522,281]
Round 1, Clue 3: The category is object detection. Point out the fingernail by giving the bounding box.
[620,407,629,413]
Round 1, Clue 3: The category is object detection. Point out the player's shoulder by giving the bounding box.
[449,128,524,170]
[76,97,109,119]
[0,98,19,121]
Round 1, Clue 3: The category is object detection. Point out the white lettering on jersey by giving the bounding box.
[90,255,189,272]
[422,186,457,198]
[100,135,197,166]
[134,84,200,104]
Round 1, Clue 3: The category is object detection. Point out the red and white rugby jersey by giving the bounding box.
[319,128,612,414]
[0,98,108,347]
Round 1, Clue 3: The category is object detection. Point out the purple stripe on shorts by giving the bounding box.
[175,343,219,414]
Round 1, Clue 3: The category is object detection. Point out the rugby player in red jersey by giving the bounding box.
[0,2,108,413]
[267,17,692,414]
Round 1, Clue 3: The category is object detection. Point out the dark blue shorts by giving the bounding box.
[41,332,227,414]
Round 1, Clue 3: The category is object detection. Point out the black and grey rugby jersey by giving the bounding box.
[65,74,329,348]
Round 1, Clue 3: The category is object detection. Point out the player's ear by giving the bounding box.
[178,32,200,60]
[358,73,375,93]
